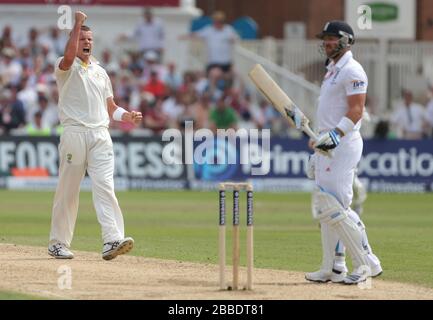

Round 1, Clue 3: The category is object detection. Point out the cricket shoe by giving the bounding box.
[102,237,134,261]
[305,268,347,283]
[343,264,383,285]
[48,242,74,259]
[371,264,383,278]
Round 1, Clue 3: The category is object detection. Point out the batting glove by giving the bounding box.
[313,129,341,152]
[306,153,316,179]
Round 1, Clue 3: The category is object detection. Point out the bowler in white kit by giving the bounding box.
[306,21,382,284]
[48,11,142,260]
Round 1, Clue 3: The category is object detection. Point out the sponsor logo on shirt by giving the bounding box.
[352,80,366,89]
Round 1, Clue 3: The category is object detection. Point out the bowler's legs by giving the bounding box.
[49,131,87,247]
[87,129,124,244]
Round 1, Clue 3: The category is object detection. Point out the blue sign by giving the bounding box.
[192,137,433,192]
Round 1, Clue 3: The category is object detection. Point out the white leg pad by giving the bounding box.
[348,209,382,268]
[319,222,336,272]
[312,188,369,271]
[332,218,369,270]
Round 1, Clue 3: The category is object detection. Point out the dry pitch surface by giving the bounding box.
[1,244,432,300]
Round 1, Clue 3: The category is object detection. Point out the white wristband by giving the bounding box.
[336,116,355,136]
[113,107,127,121]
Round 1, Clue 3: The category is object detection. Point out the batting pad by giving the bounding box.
[312,188,369,271]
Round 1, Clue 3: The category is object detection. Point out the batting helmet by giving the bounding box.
[316,20,355,45]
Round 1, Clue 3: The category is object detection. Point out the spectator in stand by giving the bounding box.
[143,69,166,99]
[39,44,57,69]
[115,69,134,101]
[192,92,211,129]
[161,88,185,128]
[0,25,16,52]
[179,71,197,95]
[198,66,225,102]
[425,88,433,137]
[15,75,37,121]
[140,94,168,134]
[25,27,43,58]
[0,47,23,86]
[373,120,390,139]
[141,50,166,82]
[183,11,239,75]
[26,110,50,136]
[36,94,58,129]
[132,7,165,62]
[163,62,182,90]
[226,88,248,118]
[0,88,26,134]
[252,99,284,133]
[18,46,34,70]
[209,94,237,132]
[178,92,197,130]
[390,89,428,139]
[38,62,56,85]
[101,49,120,74]
[39,26,68,57]
[239,92,259,130]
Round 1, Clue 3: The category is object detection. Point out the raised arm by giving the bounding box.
[59,11,87,71]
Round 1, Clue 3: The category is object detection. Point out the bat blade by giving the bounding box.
[248,64,317,141]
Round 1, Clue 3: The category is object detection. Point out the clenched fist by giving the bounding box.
[129,111,143,125]
[75,11,87,24]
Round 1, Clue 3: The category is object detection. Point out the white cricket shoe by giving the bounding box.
[102,237,134,261]
[305,268,347,283]
[343,264,383,285]
[371,264,383,278]
[48,242,74,259]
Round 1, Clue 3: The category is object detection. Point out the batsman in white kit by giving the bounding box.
[305,21,382,284]
[48,11,142,260]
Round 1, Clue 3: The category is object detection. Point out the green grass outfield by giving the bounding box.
[0,291,48,300]
[1,190,432,289]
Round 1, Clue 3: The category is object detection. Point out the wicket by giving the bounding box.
[218,182,254,290]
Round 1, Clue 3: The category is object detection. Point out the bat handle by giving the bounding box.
[302,125,318,141]
[303,126,333,158]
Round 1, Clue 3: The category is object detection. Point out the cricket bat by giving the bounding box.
[248,64,318,141]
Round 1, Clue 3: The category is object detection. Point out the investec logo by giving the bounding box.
[359,148,433,177]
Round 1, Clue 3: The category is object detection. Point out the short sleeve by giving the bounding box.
[344,67,368,96]
[228,26,240,40]
[54,57,71,77]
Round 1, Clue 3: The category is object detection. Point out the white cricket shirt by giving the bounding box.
[316,51,368,132]
[196,25,239,65]
[54,57,113,128]
[133,18,164,51]
[391,102,426,136]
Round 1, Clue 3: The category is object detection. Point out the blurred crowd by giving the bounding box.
[0,9,288,137]
[1,8,433,139]
[374,89,433,140]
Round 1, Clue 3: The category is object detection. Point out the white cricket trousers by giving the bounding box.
[315,131,362,208]
[49,126,124,247]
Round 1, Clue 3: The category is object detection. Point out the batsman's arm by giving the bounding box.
[59,11,87,71]
[336,93,365,136]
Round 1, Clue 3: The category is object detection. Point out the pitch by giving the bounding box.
[0,190,432,299]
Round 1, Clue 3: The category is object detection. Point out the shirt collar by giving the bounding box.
[326,50,352,71]
[75,57,93,69]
